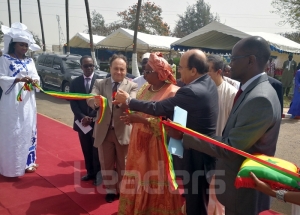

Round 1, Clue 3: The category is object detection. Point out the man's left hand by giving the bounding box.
[81,116,93,127]
[114,89,129,104]
[165,119,184,140]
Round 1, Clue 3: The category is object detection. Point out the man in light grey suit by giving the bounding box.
[87,54,138,203]
[166,36,281,215]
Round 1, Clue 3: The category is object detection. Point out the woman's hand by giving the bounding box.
[120,112,149,125]
[250,172,275,197]
[15,77,33,84]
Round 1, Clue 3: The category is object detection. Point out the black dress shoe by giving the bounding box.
[105,193,117,203]
[81,174,95,181]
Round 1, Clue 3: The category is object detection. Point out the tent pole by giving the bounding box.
[132,0,142,77]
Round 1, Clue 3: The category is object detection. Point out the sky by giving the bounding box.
[0,0,296,50]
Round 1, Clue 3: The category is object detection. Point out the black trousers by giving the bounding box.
[78,129,100,177]
[184,149,210,215]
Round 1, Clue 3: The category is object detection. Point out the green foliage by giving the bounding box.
[30,31,42,47]
[90,10,107,35]
[117,1,170,36]
[271,0,300,30]
[173,57,180,66]
[173,0,220,38]
[280,31,300,43]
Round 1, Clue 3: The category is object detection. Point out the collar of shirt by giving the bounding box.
[188,74,206,85]
[241,72,265,91]
[83,72,94,80]
[110,77,122,87]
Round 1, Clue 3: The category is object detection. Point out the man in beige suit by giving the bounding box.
[87,54,138,203]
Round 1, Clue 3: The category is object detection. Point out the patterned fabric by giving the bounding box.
[4,54,32,77]
[26,128,37,168]
[118,83,183,215]
[0,54,39,177]
[148,52,177,85]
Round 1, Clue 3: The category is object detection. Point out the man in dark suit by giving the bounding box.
[166,36,282,215]
[115,50,218,215]
[70,55,101,186]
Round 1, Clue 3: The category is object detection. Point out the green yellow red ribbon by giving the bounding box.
[126,109,135,114]
[95,95,108,124]
[160,119,178,190]
[17,83,107,124]
[161,120,300,180]
[17,83,34,101]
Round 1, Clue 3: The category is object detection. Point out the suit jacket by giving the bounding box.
[268,76,283,114]
[183,74,281,215]
[70,74,100,132]
[129,74,218,169]
[87,78,138,147]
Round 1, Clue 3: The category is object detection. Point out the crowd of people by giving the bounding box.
[1,22,300,215]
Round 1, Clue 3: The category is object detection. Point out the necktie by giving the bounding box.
[233,88,243,106]
[109,82,119,128]
[85,78,91,93]
[112,82,118,99]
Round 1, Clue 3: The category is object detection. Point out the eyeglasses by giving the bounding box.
[230,55,255,61]
[82,64,95,69]
[144,70,154,75]
[178,65,189,70]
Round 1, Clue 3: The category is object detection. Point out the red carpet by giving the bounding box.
[0,114,119,215]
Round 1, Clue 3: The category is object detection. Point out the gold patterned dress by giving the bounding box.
[118,83,183,215]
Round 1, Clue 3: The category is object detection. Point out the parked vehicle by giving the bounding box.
[36,54,107,92]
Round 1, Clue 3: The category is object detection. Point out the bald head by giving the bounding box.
[183,49,208,74]
[234,36,271,70]
[179,49,208,84]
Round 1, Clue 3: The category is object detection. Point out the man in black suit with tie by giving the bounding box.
[70,55,101,186]
[115,50,218,215]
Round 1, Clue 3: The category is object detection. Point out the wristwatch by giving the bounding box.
[275,190,287,202]
[125,97,131,105]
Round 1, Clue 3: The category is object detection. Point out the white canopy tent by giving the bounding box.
[96,28,180,52]
[171,21,300,54]
[69,32,105,48]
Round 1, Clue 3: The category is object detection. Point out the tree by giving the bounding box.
[271,0,300,30]
[30,31,42,47]
[87,10,121,36]
[0,21,3,43]
[281,31,300,43]
[90,10,107,35]
[117,1,171,36]
[173,0,220,38]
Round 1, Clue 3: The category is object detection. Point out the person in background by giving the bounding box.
[115,49,219,215]
[70,55,101,186]
[265,57,275,78]
[0,22,40,177]
[288,68,300,118]
[87,54,138,203]
[169,58,177,78]
[166,36,282,215]
[222,64,240,89]
[297,62,300,71]
[207,55,237,215]
[132,52,150,90]
[117,52,182,215]
[282,53,297,97]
